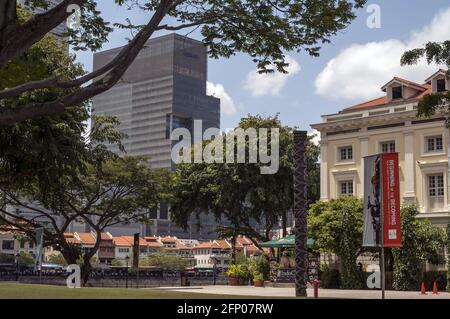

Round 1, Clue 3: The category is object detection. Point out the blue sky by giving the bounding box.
[75,0,450,133]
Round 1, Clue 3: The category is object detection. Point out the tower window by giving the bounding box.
[437,79,446,92]
[392,86,403,99]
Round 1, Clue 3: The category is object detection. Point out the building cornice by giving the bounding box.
[311,108,446,133]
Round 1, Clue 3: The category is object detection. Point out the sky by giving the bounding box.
[75,0,450,134]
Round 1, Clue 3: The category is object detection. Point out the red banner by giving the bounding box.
[381,153,402,247]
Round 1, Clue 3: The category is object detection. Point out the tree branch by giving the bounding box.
[0,0,86,66]
[0,0,174,126]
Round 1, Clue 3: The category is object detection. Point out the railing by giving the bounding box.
[0,270,229,287]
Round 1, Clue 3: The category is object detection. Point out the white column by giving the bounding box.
[447,127,450,209]
[360,136,368,198]
[320,140,328,201]
[403,130,416,203]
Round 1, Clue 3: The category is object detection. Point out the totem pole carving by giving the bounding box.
[293,130,307,297]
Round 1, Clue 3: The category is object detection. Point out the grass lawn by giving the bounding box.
[0,282,264,299]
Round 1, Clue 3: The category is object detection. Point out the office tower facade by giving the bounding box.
[92,34,221,239]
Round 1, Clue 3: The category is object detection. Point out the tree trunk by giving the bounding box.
[80,259,93,287]
[231,234,237,264]
[293,131,308,297]
[282,210,287,237]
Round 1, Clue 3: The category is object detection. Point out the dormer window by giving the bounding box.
[392,86,402,99]
[425,70,449,93]
[437,79,446,92]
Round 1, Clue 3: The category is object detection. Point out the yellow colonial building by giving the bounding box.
[311,69,450,227]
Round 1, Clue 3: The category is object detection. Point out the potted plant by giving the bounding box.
[253,272,264,287]
[238,263,251,285]
[226,264,241,286]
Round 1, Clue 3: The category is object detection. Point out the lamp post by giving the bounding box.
[212,257,217,285]
[14,253,20,281]
[125,255,130,288]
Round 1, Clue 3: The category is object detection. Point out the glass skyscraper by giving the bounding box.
[92,34,221,239]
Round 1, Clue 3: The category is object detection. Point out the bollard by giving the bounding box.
[313,279,320,298]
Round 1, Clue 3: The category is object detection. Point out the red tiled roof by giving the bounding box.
[146,241,164,248]
[100,232,113,240]
[74,232,96,245]
[194,241,214,249]
[342,83,431,113]
[381,77,427,92]
[176,241,192,250]
[160,236,177,243]
[236,236,253,246]
[245,245,262,254]
[113,236,132,247]
[214,239,232,249]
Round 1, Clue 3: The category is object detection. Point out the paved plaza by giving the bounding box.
[150,285,450,299]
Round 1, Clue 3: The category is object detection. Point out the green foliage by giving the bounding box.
[308,196,364,288]
[401,40,450,125]
[392,205,446,291]
[114,0,366,73]
[0,7,92,190]
[0,253,14,264]
[319,264,340,289]
[140,253,190,270]
[225,264,250,280]
[171,114,319,243]
[111,259,123,267]
[46,253,68,266]
[15,0,367,73]
[253,272,264,282]
[249,255,270,280]
[0,252,35,266]
[2,1,367,124]
[17,251,35,266]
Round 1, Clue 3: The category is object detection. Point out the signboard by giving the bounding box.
[381,153,402,247]
[363,153,401,247]
[307,254,320,282]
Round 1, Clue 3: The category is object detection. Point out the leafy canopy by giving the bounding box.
[0,0,366,124]
[401,40,450,124]
[392,205,446,291]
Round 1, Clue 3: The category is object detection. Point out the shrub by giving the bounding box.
[393,206,446,291]
[249,255,270,280]
[319,265,340,289]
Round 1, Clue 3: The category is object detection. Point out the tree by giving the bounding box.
[308,196,364,288]
[47,253,68,266]
[392,205,446,291]
[170,114,319,257]
[0,5,97,192]
[401,41,450,123]
[17,251,36,267]
[0,156,171,285]
[111,259,123,267]
[140,253,190,270]
[0,0,366,125]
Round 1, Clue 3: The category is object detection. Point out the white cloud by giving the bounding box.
[315,7,450,101]
[308,129,321,146]
[207,82,237,116]
[244,56,301,96]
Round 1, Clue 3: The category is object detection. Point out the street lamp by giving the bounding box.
[14,253,20,281]
[125,255,130,289]
[212,257,217,285]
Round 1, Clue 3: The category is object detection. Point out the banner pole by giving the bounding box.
[380,246,385,299]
